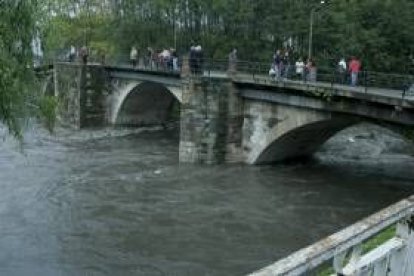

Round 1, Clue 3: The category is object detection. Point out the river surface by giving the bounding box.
[0,124,413,276]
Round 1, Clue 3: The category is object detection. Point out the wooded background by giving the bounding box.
[39,0,414,72]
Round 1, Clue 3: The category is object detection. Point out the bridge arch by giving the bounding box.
[243,102,361,164]
[249,118,358,164]
[111,81,182,126]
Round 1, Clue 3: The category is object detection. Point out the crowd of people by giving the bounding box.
[67,43,367,87]
[67,45,106,65]
[130,47,179,72]
[269,48,362,86]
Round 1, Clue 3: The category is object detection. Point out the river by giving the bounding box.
[0,123,413,275]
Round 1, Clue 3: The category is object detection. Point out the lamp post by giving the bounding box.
[308,0,325,60]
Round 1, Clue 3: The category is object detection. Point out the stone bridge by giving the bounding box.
[51,63,414,165]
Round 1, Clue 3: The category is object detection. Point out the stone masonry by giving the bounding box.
[54,64,109,128]
[179,75,243,164]
[53,63,414,164]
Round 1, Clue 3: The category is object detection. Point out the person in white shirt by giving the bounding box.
[130,46,138,68]
[69,45,76,62]
[295,58,305,80]
[338,57,347,84]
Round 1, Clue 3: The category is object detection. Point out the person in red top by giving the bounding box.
[348,56,361,86]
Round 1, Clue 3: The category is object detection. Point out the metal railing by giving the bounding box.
[249,195,414,276]
[46,54,414,100]
[233,61,414,99]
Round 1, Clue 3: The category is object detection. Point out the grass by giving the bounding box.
[317,226,396,276]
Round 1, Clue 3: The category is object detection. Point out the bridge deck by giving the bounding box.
[55,62,414,107]
[235,73,412,99]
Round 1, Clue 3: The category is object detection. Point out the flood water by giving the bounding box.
[0,124,413,276]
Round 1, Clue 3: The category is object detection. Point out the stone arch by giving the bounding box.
[243,101,359,164]
[243,98,414,164]
[250,118,358,164]
[110,81,182,126]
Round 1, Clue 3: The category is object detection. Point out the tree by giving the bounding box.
[41,0,414,72]
[0,0,37,138]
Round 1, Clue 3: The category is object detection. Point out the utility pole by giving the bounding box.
[308,0,326,60]
[308,9,314,59]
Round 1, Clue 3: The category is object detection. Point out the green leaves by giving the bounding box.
[0,0,37,138]
[33,0,414,71]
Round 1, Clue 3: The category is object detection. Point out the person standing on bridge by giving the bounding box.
[130,46,138,68]
[273,50,282,80]
[295,57,305,81]
[195,45,203,75]
[189,46,196,74]
[172,49,179,72]
[306,59,317,82]
[228,48,238,73]
[145,47,154,69]
[338,57,347,84]
[80,45,88,65]
[349,56,361,86]
[69,45,76,62]
[284,49,295,79]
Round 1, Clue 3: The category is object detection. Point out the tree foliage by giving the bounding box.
[41,0,414,73]
[0,0,37,138]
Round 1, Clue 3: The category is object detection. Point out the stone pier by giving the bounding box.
[179,75,243,164]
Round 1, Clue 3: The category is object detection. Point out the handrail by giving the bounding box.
[249,195,414,276]
[46,55,414,99]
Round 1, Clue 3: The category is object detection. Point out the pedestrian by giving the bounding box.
[348,56,361,86]
[269,63,277,80]
[80,45,88,65]
[145,47,153,69]
[306,59,317,82]
[295,57,305,80]
[160,48,171,71]
[283,50,291,79]
[189,45,196,74]
[338,57,347,84]
[130,46,138,68]
[171,49,179,72]
[195,45,203,75]
[69,45,76,62]
[228,48,238,72]
[274,49,282,80]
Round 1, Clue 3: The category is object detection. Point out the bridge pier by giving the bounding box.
[179,76,244,164]
[54,63,109,128]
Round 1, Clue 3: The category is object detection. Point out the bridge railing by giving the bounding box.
[49,54,414,99]
[232,60,414,98]
[248,195,414,276]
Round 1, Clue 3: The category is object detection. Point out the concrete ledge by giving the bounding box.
[249,195,414,276]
